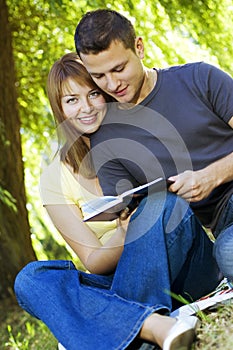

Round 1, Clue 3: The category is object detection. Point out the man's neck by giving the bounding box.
[144,68,157,95]
[136,67,157,104]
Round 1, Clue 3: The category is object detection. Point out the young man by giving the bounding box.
[74,9,233,283]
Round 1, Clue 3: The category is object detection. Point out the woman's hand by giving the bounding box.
[119,195,143,220]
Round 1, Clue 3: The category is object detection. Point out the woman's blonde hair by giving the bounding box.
[47,52,110,178]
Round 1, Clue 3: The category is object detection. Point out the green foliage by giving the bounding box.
[0,120,11,147]
[5,0,233,259]
[159,0,233,74]
[2,309,57,349]
[6,324,30,349]
[0,186,17,212]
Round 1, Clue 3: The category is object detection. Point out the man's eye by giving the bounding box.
[115,66,124,72]
[91,74,103,79]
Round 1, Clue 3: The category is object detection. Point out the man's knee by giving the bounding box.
[214,226,233,280]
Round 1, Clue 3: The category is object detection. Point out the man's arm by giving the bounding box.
[168,116,233,202]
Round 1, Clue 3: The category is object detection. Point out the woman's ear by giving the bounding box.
[135,36,144,59]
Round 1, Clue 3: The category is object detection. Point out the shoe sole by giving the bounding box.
[163,317,200,350]
[168,328,196,350]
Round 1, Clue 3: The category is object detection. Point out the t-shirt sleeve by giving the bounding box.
[40,157,81,205]
[39,156,118,242]
[90,136,139,196]
[197,62,233,123]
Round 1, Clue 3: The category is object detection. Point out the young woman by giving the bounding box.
[14,52,221,350]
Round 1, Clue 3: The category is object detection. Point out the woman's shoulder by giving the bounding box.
[40,154,83,204]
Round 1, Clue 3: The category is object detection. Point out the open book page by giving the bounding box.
[82,196,125,222]
[83,177,165,222]
[171,278,233,318]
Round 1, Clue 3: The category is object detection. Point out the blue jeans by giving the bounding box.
[14,192,220,350]
[214,194,233,281]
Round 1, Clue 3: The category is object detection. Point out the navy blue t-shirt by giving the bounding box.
[90,62,233,230]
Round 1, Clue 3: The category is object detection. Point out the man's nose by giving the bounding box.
[106,74,120,92]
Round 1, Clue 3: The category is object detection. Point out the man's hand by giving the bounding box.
[168,169,218,202]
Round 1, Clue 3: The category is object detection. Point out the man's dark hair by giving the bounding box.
[75,9,136,56]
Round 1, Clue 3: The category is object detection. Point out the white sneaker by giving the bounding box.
[163,316,199,350]
[58,343,67,350]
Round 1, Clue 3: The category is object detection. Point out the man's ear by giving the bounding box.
[135,37,144,59]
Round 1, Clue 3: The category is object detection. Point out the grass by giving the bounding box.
[1,296,233,349]
[194,301,233,350]
[0,297,57,350]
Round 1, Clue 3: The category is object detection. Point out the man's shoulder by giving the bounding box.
[159,61,203,75]
[159,61,225,81]
[155,61,221,94]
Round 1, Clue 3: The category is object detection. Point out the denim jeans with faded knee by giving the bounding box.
[214,194,233,282]
[14,192,220,350]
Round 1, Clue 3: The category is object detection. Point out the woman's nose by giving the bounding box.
[81,99,93,113]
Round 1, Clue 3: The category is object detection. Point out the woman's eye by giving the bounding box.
[67,97,77,104]
[89,91,102,99]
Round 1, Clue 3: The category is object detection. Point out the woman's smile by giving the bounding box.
[61,78,107,134]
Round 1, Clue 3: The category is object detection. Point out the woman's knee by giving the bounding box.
[14,261,38,292]
[16,260,46,296]
[14,261,42,316]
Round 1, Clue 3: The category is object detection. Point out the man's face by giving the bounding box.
[80,39,146,105]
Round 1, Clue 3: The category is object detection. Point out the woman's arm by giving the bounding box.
[45,204,127,274]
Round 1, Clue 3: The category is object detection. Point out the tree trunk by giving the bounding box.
[0,0,37,299]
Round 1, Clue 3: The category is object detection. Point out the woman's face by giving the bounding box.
[61,78,107,134]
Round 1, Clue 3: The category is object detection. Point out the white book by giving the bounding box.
[83,177,170,222]
[171,278,233,318]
